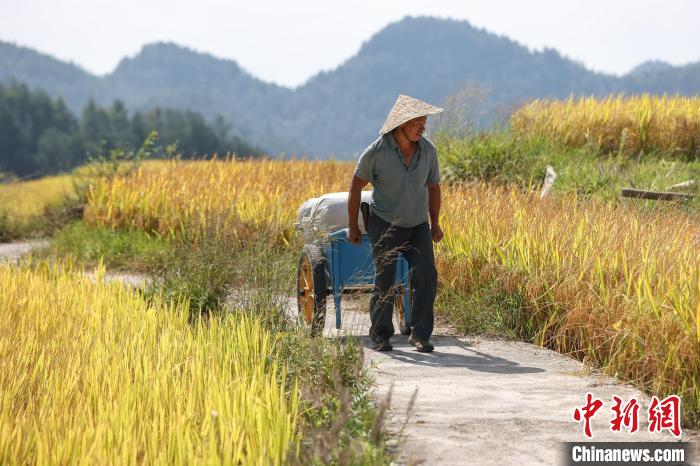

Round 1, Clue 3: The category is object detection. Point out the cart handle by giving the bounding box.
[329,228,349,241]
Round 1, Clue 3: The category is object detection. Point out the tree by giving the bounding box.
[0,81,261,178]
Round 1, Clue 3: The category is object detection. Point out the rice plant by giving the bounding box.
[0,260,300,465]
[0,175,76,239]
[85,159,354,244]
[438,184,700,424]
[511,94,700,159]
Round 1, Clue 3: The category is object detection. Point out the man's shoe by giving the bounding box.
[408,334,434,353]
[371,339,393,352]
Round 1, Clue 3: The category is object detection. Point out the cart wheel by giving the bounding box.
[394,286,411,336]
[297,245,327,336]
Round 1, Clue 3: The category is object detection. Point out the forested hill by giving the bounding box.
[2,16,699,158]
[0,82,261,178]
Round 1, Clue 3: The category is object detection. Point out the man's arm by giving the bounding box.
[428,182,443,243]
[348,175,370,245]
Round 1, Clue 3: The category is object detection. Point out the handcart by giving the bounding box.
[296,203,412,335]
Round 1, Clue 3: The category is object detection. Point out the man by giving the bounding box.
[347,94,444,352]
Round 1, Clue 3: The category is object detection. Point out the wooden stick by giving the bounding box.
[621,188,695,201]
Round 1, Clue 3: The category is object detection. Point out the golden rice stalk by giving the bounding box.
[0,261,300,465]
[511,94,700,157]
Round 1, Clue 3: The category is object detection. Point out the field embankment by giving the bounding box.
[437,94,700,204]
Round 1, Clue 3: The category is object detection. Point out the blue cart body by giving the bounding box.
[325,228,411,329]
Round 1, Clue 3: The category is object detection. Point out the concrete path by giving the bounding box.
[0,240,149,287]
[0,239,48,263]
[323,294,699,465]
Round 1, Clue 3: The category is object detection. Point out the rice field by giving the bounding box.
[0,175,74,218]
[511,94,700,158]
[439,184,700,423]
[84,158,700,424]
[84,159,353,243]
[4,92,699,458]
[0,261,300,465]
[0,175,76,238]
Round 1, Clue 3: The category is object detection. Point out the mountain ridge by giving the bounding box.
[2,16,699,157]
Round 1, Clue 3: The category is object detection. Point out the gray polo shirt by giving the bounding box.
[354,133,440,228]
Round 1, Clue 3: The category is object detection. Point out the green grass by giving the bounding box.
[435,130,700,208]
[436,283,531,340]
[48,221,170,271]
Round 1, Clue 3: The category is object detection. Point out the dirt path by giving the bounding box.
[323,295,699,465]
[0,239,49,263]
[3,242,697,464]
[0,240,149,286]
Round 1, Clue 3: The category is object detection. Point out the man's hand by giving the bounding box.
[431,223,444,243]
[428,183,442,243]
[347,225,362,245]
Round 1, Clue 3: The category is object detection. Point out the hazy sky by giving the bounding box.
[1,0,698,87]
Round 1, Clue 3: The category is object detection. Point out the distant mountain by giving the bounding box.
[2,16,699,157]
[628,60,674,76]
[288,17,619,155]
[105,43,293,152]
[0,41,103,111]
[622,61,700,94]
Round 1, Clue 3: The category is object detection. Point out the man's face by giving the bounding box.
[400,116,427,142]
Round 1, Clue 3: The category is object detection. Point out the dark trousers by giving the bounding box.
[367,211,437,342]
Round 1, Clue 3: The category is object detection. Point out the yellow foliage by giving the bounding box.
[0,261,299,465]
[0,175,74,219]
[438,184,700,416]
[511,94,700,157]
[85,159,354,243]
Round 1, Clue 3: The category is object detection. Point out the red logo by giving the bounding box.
[648,395,682,437]
[574,394,682,438]
[573,392,604,438]
[610,396,640,433]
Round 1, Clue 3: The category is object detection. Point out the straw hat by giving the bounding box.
[379,94,444,135]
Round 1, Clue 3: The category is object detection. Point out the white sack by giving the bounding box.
[296,191,372,235]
